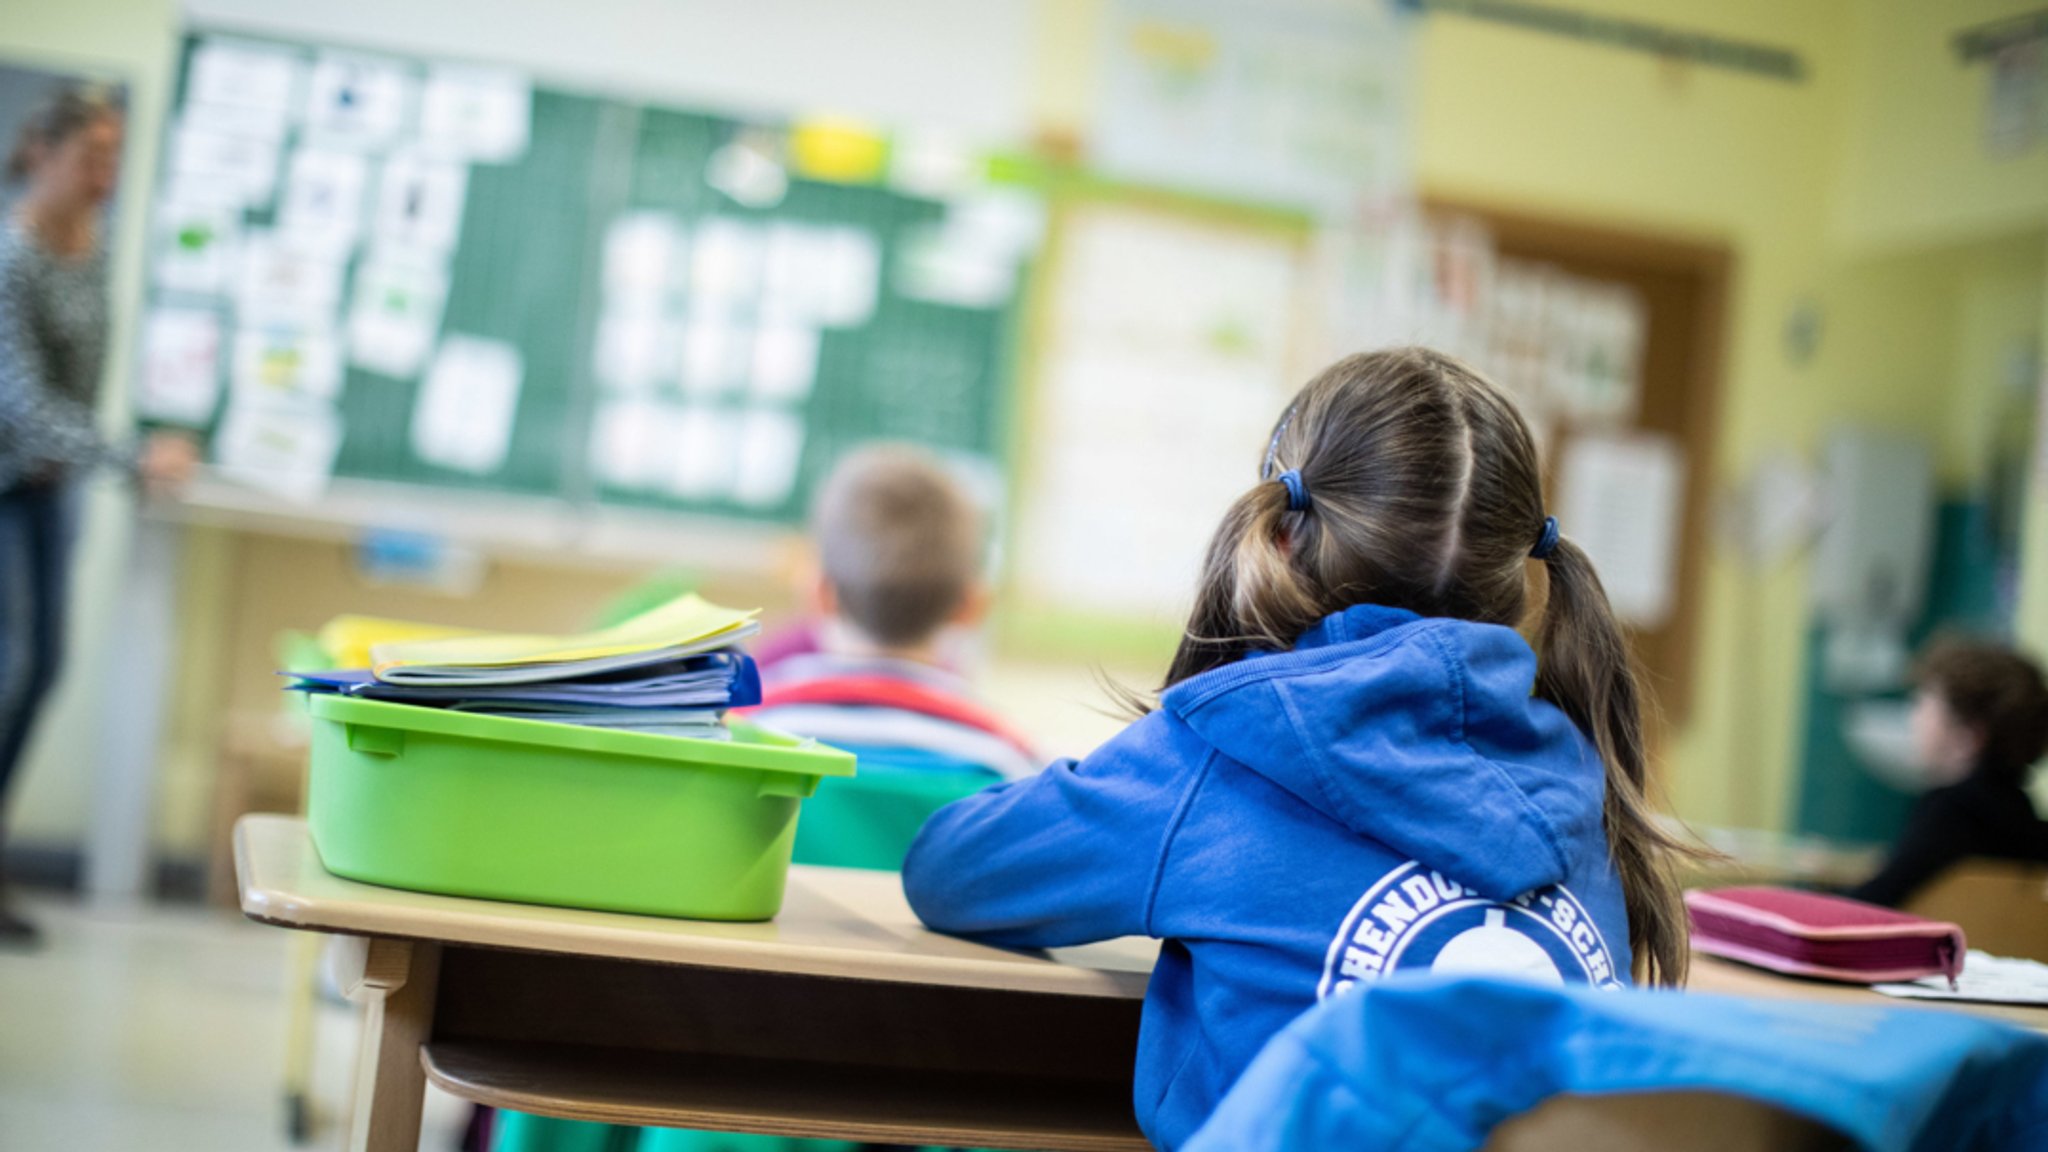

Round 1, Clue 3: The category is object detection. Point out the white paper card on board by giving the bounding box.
[761,225,876,324]
[593,310,678,395]
[691,217,764,306]
[236,231,346,327]
[375,151,469,253]
[1545,281,1645,425]
[303,53,413,151]
[603,212,685,302]
[758,223,816,318]
[895,222,1016,309]
[138,308,223,425]
[152,197,241,295]
[749,322,820,403]
[910,232,1012,308]
[279,147,369,254]
[170,116,283,206]
[348,251,448,378]
[1555,433,1684,628]
[589,397,663,490]
[213,397,343,503]
[413,335,522,474]
[1984,44,2045,158]
[187,40,302,130]
[598,401,693,493]
[666,406,737,500]
[418,66,531,163]
[731,408,805,507]
[950,191,1047,259]
[815,228,880,327]
[888,131,975,198]
[232,327,344,403]
[678,311,750,397]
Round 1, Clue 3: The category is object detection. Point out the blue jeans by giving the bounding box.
[0,483,76,836]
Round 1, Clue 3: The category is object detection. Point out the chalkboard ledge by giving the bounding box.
[144,473,799,576]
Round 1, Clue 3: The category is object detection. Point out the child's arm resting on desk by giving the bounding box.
[901,711,1208,950]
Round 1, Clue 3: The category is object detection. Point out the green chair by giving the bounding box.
[792,761,998,871]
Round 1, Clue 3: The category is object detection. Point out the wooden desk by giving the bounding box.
[233,814,1154,1152]
[238,814,2048,1152]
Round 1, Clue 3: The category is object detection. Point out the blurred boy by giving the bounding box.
[1850,637,2048,907]
[746,445,1036,780]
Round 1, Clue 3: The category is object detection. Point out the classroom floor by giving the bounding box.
[0,891,470,1152]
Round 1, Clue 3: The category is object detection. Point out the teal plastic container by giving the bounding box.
[305,695,855,920]
[791,761,997,871]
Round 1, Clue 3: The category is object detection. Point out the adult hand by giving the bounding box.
[138,431,200,499]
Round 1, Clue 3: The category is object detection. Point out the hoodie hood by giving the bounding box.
[1161,603,1607,901]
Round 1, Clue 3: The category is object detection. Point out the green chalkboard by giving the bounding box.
[332,88,610,497]
[145,31,1027,523]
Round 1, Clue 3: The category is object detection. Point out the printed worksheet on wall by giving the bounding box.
[1016,203,1306,620]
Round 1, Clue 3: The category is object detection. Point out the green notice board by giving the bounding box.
[143,31,1029,523]
[330,88,609,497]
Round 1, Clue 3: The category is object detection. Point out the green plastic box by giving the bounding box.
[305,695,856,921]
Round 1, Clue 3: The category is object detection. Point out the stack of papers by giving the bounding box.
[1875,951,2048,1007]
[288,594,762,740]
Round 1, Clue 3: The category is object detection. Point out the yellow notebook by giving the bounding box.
[370,594,759,677]
[319,615,479,669]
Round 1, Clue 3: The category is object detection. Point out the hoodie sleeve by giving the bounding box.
[901,710,1207,948]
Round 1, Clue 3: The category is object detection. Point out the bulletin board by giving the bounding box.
[135,30,1035,525]
[1423,196,1732,733]
[1001,183,1318,660]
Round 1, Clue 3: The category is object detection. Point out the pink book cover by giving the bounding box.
[1686,886,1966,986]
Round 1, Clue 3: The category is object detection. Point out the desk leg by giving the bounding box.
[339,936,442,1152]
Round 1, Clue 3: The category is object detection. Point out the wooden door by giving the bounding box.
[1428,198,1732,737]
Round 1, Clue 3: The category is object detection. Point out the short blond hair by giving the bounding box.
[812,445,982,648]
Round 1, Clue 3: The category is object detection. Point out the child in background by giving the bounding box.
[746,444,1036,781]
[492,448,1023,1152]
[902,348,1696,1151]
[1850,637,2048,907]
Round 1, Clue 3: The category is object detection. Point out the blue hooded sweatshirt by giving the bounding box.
[1184,975,2048,1152]
[901,604,1633,1151]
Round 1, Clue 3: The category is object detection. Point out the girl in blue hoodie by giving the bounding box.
[901,347,1696,1150]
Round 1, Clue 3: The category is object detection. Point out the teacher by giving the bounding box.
[0,83,195,946]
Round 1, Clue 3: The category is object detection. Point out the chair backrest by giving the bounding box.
[1183,974,2048,1152]
[1903,858,2048,962]
[1484,1091,1850,1151]
[790,762,995,871]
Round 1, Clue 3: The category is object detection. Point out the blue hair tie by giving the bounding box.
[1277,469,1309,512]
[1531,516,1561,560]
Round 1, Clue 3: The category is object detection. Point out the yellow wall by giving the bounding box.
[2020,235,2048,814]
[1835,0,2048,254]
[2019,234,2048,654]
[1940,235,2046,489]
[1799,233,2044,493]
[1416,0,1851,829]
[1413,0,2048,830]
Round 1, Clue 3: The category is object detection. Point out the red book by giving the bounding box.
[1686,886,1966,985]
